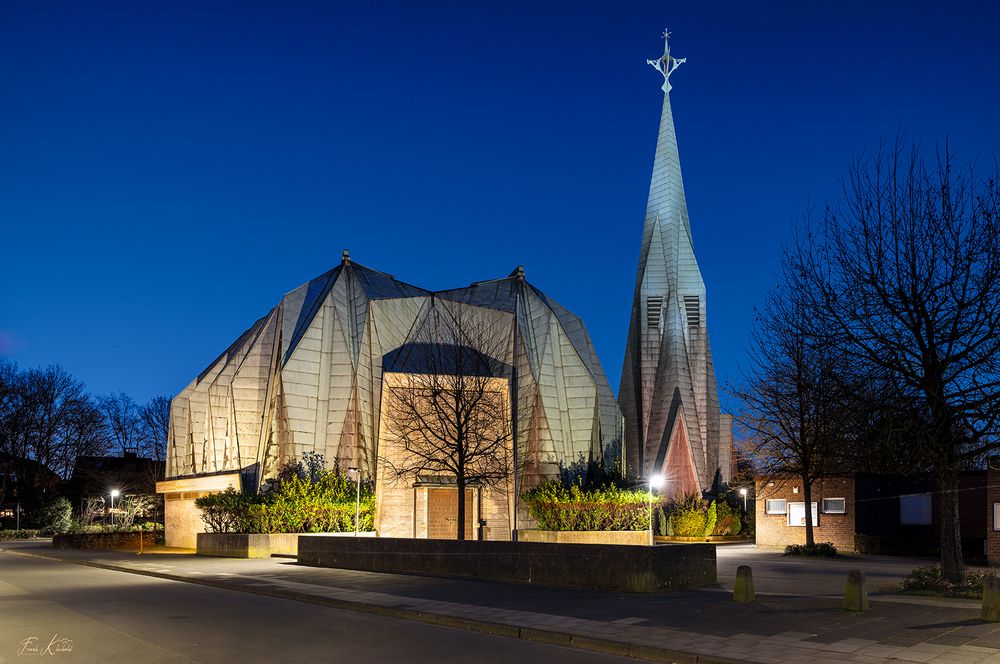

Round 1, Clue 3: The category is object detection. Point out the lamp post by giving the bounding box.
[739,487,748,512]
[648,474,666,546]
[110,489,120,528]
[347,467,361,536]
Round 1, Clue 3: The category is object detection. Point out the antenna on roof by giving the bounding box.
[342,249,351,266]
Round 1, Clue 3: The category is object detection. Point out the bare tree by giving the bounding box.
[0,361,109,495]
[733,246,855,547]
[140,396,171,462]
[380,303,514,540]
[803,141,1000,583]
[100,392,143,456]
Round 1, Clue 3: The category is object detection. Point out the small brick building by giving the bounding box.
[755,476,856,551]
[756,472,987,556]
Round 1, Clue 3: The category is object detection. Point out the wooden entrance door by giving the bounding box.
[426,488,475,539]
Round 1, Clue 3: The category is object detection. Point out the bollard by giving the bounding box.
[843,569,869,612]
[982,576,1000,622]
[733,565,755,602]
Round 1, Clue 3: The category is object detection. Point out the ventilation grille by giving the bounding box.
[646,296,663,328]
[684,296,701,327]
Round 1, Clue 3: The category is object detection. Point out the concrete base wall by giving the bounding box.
[298,536,716,593]
[518,530,649,546]
[196,533,272,558]
[269,532,377,556]
[53,532,157,551]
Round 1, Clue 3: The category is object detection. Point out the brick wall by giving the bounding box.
[988,461,1000,565]
[755,476,856,552]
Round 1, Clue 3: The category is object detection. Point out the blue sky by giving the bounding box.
[2,1,998,409]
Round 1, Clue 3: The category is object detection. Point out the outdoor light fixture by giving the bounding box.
[110,489,120,528]
[648,474,666,546]
[739,487,748,512]
[347,467,361,536]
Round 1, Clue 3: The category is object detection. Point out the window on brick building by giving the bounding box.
[765,499,787,514]
[993,503,1000,531]
[821,498,846,514]
[899,493,932,525]
[787,502,819,527]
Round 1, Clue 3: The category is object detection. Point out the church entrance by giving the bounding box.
[423,486,477,540]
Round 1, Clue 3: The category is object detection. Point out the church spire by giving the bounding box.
[619,30,731,494]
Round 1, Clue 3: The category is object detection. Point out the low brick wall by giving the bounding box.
[53,532,157,551]
[196,533,271,558]
[298,537,716,592]
[518,530,649,546]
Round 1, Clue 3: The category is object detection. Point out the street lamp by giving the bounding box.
[347,467,361,536]
[648,474,666,546]
[739,487,748,512]
[110,489,120,528]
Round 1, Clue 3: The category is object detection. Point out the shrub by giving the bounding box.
[0,529,41,541]
[27,496,72,535]
[713,500,742,536]
[784,542,838,557]
[194,465,375,534]
[703,501,717,537]
[521,481,653,531]
[899,564,996,598]
[671,508,707,537]
[656,506,667,536]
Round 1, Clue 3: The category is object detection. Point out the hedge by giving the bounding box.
[195,468,375,534]
[521,481,652,531]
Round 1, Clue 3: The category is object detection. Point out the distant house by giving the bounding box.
[66,452,164,506]
[755,472,987,558]
[0,453,62,525]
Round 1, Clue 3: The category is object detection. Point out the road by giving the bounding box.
[0,551,628,664]
[715,543,945,596]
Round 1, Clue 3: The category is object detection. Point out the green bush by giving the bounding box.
[194,466,375,534]
[671,508,707,537]
[521,481,653,531]
[713,500,742,536]
[899,564,995,598]
[784,542,838,557]
[27,496,72,535]
[0,529,41,541]
[655,506,667,536]
[703,501,717,537]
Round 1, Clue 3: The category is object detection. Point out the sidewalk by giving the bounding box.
[4,541,1000,664]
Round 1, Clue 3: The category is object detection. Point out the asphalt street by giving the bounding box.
[714,544,951,596]
[0,550,629,664]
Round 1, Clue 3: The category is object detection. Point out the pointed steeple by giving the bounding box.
[619,31,731,494]
[644,29,692,250]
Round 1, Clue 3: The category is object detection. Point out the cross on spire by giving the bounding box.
[647,28,686,93]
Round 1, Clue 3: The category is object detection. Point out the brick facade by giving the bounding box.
[988,460,1000,565]
[755,476,857,552]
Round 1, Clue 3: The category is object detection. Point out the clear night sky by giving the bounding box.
[2,1,998,409]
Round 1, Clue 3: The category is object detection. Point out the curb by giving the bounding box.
[3,547,741,664]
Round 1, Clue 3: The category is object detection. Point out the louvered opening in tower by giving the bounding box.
[684,296,701,327]
[646,296,663,328]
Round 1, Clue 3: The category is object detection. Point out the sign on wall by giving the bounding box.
[787,502,818,527]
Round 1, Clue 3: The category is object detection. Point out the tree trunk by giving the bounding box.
[938,462,965,584]
[456,475,466,541]
[802,476,815,548]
